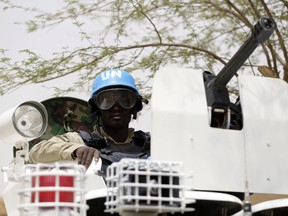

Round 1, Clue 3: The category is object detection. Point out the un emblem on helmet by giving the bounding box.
[101,69,122,80]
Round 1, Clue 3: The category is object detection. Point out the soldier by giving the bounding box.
[29,69,150,173]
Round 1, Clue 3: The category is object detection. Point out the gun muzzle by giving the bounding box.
[253,17,277,43]
[212,17,276,88]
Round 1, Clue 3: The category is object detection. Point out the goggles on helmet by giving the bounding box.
[94,88,137,110]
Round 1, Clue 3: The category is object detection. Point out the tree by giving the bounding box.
[0,0,287,97]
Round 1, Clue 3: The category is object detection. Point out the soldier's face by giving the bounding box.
[100,103,131,129]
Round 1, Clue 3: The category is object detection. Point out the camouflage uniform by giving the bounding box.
[28,96,96,163]
[29,127,136,164]
[28,96,150,168]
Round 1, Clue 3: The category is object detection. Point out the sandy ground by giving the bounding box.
[250,193,288,204]
[0,197,7,216]
[0,194,287,215]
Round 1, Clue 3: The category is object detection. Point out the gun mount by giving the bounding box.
[203,17,276,129]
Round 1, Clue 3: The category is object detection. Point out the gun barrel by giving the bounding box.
[212,17,276,88]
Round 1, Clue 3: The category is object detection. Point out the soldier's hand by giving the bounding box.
[74,146,100,169]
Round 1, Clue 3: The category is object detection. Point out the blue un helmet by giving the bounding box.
[88,69,148,119]
[90,69,139,97]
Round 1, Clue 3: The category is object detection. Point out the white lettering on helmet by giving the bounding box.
[101,69,122,80]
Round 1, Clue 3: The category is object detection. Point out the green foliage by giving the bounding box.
[0,0,287,96]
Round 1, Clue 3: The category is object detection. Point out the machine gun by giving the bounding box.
[152,17,288,215]
[203,17,276,130]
